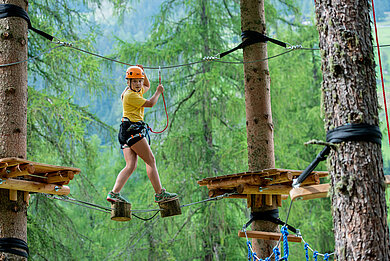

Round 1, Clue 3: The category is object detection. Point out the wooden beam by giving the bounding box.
[5,163,35,178]
[238,230,302,243]
[9,190,17,201]
[24,191,30,206]
[46,171,75,184]
[265,194,273,206]
[0,178,70,195]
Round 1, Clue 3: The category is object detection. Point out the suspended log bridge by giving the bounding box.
[0,157,80,203]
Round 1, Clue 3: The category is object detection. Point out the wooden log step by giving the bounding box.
[238,230,302,242]
[111,201,132,221]
[159,198,182,218]
[0,178,70,195]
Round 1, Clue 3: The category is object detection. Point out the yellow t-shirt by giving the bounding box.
[122,87,147,122]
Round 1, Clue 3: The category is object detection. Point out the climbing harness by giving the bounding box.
[293,123,382,187]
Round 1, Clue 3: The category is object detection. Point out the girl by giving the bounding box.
[107,65,177,203]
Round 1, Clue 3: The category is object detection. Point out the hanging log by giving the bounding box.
[111,202,132,221]
[159,198,182,218]
[238,230,302,243]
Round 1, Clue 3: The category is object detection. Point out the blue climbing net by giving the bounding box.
[243,225,334,260]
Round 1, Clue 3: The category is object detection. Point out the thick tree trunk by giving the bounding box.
[315,0,390,260]
[241,0,277,258]
[0,0,28,260]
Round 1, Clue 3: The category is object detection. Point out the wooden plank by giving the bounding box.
[238,230,302,243]
[0,157,80,174]
[9,190,17,201]
[0,178,70,195]
[240,184,291,195]
[290,184,329,201]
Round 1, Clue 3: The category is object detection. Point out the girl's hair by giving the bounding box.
[121,79,131,101]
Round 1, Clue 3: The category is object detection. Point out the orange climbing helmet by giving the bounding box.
[125,66,145,79]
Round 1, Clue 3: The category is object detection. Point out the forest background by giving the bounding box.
[23,0,390,260]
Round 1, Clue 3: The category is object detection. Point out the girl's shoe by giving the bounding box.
[106,191,129,203]
[155,188,178,203]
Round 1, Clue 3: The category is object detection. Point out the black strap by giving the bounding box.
[0,237,29,258]
[244,209,298,233]
[219,30,287,58]
[0,4,54,41]
[294,123,382,187]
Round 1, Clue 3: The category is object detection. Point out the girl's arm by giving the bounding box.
[142,84,164,107]
[137,64,150,92]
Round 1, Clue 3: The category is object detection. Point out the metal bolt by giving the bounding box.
[259,187,263,192]
[54,186,60,191]
[3,32,9,38]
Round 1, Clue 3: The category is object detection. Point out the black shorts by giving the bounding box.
[118,120,147,149]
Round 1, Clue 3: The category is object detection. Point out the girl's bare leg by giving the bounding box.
[112,147,138,193]
[131,138,163,194]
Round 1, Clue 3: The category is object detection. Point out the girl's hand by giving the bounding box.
[157,84,164,93]
[136,64,144,71]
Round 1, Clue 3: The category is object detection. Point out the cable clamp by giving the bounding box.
[54,40,73,47]
[286,44,302,50]
[202,55,220,61]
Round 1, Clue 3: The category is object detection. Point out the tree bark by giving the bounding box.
[0,0,28,260]
[241,0,277,258]
[315,0,390,260]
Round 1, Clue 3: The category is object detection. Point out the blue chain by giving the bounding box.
[273,246,281,261]
[304,243,309,261]
[281,226,289,260]
[324,253,329,261]
[313,251,318,261]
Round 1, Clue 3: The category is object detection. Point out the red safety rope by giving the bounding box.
[371,0,390,146]
[148,67,169,134]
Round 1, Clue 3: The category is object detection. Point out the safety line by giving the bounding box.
[371,0,390,148]
[0,44,65,67]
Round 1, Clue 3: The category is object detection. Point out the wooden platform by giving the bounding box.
[198,168,328,197]
[0,157,80,195]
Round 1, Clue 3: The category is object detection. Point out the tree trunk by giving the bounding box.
[241,0,277,258]
[315,0,390,260]
[0,0,28,260]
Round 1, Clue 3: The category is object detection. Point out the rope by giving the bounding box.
[371,0,390,147]
[281,226,289,260]
[0,44,65,67]
[313,251,318,261]
[148,67,169,134]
